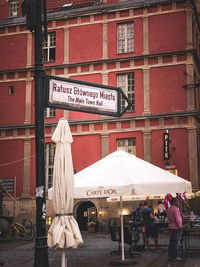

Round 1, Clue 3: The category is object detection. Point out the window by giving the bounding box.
[117,138,136,155]
[44,107,56,118]
[43,32,56,62]
[9,0,19,17]
[117,72,135,112]
[8,86,14,95]
[117,22,134,54]
[45,143,55,190]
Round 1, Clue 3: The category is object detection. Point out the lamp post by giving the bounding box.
[22,0,50,265]
[33,0,49,265]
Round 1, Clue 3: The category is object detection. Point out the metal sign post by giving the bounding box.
[22,0,50,265]
[33,0,49,264]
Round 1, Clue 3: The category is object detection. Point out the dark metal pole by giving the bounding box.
[33,0,49,265]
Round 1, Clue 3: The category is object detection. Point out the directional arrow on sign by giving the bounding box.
[44,75,131,117]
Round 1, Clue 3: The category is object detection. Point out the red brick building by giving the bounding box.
[0,0,200,222]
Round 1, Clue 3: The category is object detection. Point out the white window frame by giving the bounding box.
[43,32,56,62]
[117,72,135,112]
[45,143,55,191]
[117,138,136,155]
[117,22,134,54]
[44,107,56,118]
[9,0,19,17]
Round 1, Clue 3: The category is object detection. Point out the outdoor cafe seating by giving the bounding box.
[110,225,141,257]
[108,206,200,255]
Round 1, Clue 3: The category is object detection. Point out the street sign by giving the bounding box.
[0,178,15,193]
[44,75,131,117]
[163,132,170,160]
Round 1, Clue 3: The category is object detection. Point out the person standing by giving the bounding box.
[141,201,161,251]
[136,202,144,213]
[167,197,183,261]
[156,200,166,215]
[129,202,144,221]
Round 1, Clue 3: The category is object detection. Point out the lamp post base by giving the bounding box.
[34,236,49,267]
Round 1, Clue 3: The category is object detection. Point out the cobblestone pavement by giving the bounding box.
[0,232,200,267]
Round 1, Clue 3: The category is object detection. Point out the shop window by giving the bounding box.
[45,143,55,190]
[9,0,19,17]
[43,32,56,62]
[117,72,135,112]
[117,138,136,155]
[117,22,134,54]
[44,107,56,118]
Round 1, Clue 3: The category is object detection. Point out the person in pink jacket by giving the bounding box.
[167,197,183,261]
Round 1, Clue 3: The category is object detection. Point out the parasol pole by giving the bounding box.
[120,196,125,261]
[61,249,66,267]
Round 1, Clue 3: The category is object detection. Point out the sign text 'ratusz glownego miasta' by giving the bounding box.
[44,75,130,117]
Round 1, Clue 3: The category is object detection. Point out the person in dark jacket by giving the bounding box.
[141,201,161,251]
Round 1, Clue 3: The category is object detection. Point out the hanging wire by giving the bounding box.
[0,143,56,208]
[0,143,56,167]
[0,154,35,167]
[0,182,23,207]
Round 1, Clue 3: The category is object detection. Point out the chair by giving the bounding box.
[110,226,141,257]
[110,226,121,255]
[123,226,141,257]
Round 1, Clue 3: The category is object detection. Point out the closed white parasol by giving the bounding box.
[47,119,83,267]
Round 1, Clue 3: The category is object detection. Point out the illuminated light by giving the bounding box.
[46,216,52,226]
[122,210,127,215]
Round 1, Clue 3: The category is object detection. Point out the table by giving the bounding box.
[182,220,200,253]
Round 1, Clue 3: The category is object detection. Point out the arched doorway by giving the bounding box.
[75,200,96,231]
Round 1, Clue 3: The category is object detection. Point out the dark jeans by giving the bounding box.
[168,229,181,259]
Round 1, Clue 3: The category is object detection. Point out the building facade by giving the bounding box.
[0,0,200,224]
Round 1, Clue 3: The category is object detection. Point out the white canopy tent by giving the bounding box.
[73,150,192,261]
[74,150,192,199]
[49,150,192,261]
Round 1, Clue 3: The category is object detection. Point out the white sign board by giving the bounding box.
[49,78,118,113]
